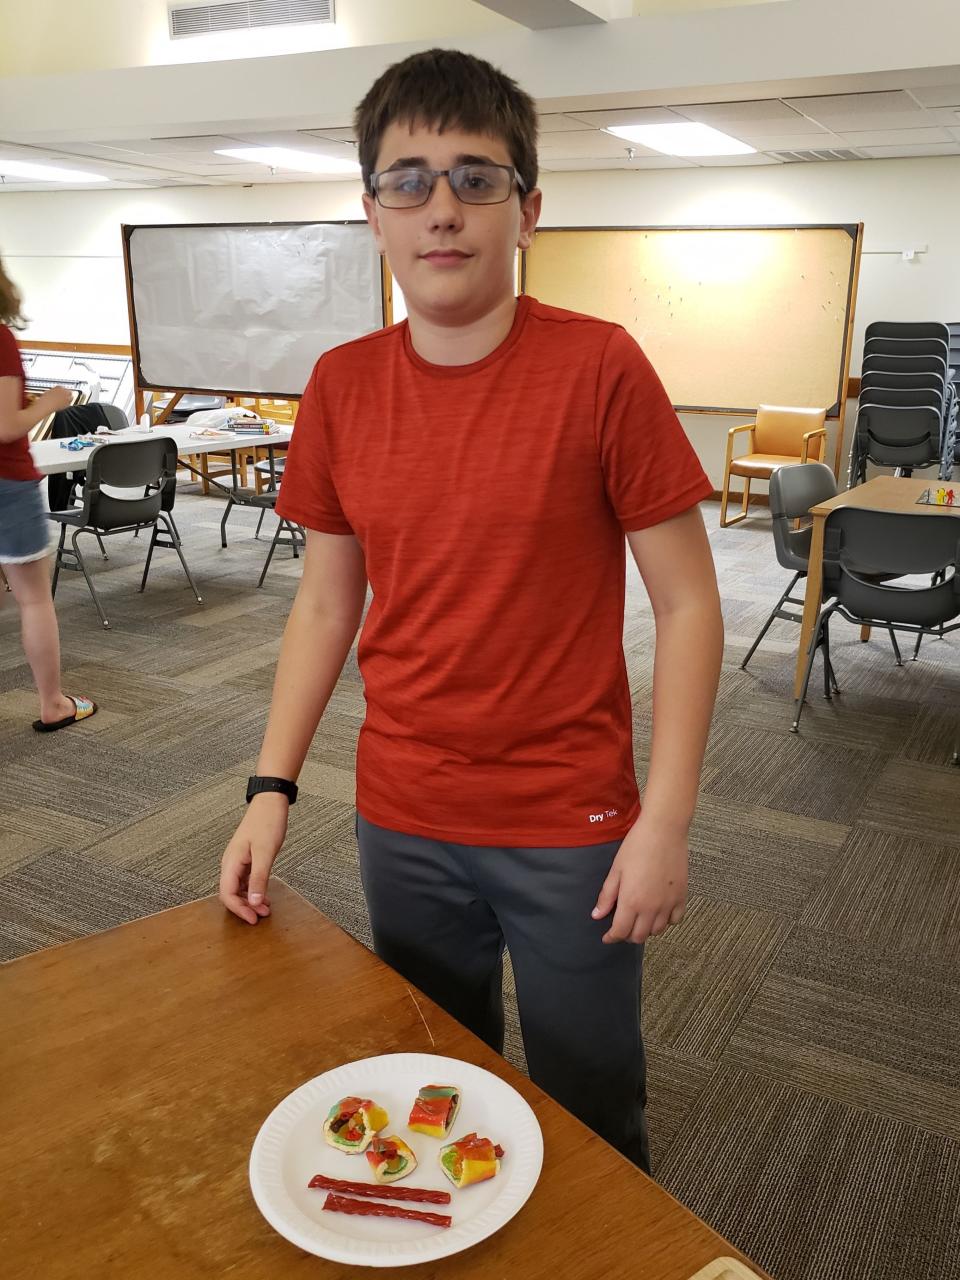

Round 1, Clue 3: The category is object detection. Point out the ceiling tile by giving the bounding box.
[839,127,953,145]
[784,90,929,130]
[540,156,695,171]
[692,153,783,167]
[741,131,846,150]
[859,142,960,158]
[539,129,644,158]
[908,84,960,108]
[673,99,811,133]
[298,126,356,142]
[563,106,688,127]
[119,135,247,154]
[538,113,596,133]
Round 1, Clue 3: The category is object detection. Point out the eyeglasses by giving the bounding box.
[369,163,526,209]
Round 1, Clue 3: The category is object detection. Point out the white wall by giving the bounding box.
[2,154,958,484]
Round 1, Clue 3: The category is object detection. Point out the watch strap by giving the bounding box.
[246,775,298,805]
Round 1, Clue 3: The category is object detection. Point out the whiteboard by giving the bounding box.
[124,222,384,397]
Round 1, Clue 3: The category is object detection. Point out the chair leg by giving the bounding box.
[257,519,285,588]
[71,530,110,628]
[289,520,301,560]
[254,507,267,540]
[139,526,158,593]
[740,572,802,671]
[159,513,203,604]
[821,616,834,700]
[95,532,108,560]
[792,608,832,732]
[720,473,751,528]
[51,524,68,597]
[220,497,235,549]
[887,625,903,667]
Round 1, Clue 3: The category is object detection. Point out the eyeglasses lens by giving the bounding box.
[375,164,514,208]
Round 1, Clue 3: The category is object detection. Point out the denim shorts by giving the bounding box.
[0,478,50,564]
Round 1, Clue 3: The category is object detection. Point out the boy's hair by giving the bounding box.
[354,48,538,197]
[0,257,26,329]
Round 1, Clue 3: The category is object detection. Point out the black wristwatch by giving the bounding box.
[246,775,298,805]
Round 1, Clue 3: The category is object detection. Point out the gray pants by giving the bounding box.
[355,814,650,1172]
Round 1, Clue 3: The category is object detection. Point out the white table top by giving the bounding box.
[31,424,294,477]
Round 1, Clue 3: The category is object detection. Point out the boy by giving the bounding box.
[219,48,723,1173]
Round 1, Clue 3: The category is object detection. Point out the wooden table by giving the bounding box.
[793,475,960,698]
[2,883,767,1280]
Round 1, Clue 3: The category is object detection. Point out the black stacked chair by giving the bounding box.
[849,322,954,485]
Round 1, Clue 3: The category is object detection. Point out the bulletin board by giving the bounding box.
[122,221,386,400]
[521,224,863,419]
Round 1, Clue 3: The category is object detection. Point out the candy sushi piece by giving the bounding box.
[439,1133,504,1189]
[407,1084,461,1138]
[322,1096,389,1154]
[365,1135,418,1183]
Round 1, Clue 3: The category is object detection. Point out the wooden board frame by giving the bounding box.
[121,221,388,419]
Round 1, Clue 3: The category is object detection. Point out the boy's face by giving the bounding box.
[362,120,541,327]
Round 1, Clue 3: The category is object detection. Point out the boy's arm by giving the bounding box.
[592,505,723,944]
[219,527,367,924]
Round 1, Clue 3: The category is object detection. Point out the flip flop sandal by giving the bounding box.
[32,695,98,733]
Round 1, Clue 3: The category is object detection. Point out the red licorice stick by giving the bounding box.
[308,1173,451,1205]
[322,1192,452,1229]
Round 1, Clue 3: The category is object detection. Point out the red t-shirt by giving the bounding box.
[0,325,41,482]
[276,295,712,846]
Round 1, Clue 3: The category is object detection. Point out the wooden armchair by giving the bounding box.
[721,404,828,527]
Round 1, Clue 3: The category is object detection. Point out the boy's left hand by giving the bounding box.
[591,814,688,944]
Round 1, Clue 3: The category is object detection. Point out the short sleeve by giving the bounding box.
[274,359,354,535]
[595,326,712,531]
[0,325,25,380]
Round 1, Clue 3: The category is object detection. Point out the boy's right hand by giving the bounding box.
[219,794,289,924]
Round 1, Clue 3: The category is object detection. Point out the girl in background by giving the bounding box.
[0,257,97,731]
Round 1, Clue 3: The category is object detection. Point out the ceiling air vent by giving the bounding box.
[769,148,863,163]
[169,0,334,38]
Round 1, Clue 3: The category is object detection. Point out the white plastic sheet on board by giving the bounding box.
[129,222,383,396]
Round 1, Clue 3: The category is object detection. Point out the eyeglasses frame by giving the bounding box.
[368,162,528,209]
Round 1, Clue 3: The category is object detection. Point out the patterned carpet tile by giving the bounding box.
[0,798,106,851]
[688,795,847,917]
[723,928,960,1140]
[801,825,960,965]
[701,722,883,826]
[860,758,960,846]
[658,1067,960,1280]
[0,850,188,961]
[718,669,924,755]
[0,829,51,879]
[641,896,794,1059]
[78,774,247,878]
[644,1046,717,1172]
[1,761,140,829]
[106,688,269,774]
[902,703,960,766]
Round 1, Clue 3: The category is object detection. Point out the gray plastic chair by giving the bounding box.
[848,405,943,485]
[740,464,840,693]
[49,436,201,628]
[793,507,960,762]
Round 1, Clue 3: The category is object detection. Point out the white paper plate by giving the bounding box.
[249,1052,543,1267]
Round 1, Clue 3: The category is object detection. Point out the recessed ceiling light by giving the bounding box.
[604,123,756,157]
[215,147,361,175]
[0,158,109,182]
